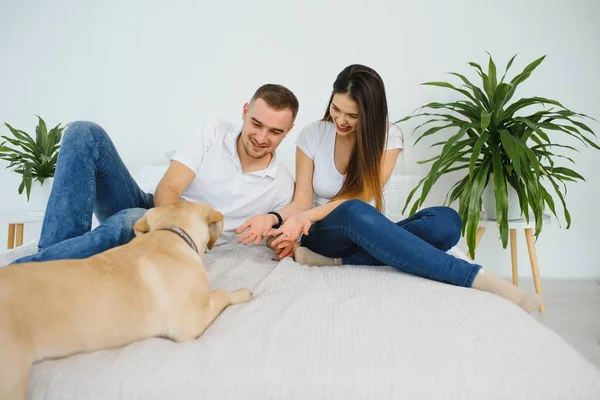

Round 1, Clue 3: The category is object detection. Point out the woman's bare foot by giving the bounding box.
[472,269,542,312]
[518,292,543,313]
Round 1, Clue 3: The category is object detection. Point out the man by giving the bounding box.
[12,84,298,264]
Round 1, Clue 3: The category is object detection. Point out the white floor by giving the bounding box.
[519,279,600,370]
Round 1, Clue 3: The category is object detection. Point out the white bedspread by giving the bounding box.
[15,247,600,399]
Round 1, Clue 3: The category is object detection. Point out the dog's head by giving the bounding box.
[133,201,224,250]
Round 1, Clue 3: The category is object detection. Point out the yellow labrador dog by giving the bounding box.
[0,201,252,400]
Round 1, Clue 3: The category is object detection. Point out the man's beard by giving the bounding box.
[242,137,270,159]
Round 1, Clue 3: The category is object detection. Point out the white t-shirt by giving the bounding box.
[171,119,294,248]
[296,120,403,209]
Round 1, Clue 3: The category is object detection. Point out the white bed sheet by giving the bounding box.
[14,246,598,400]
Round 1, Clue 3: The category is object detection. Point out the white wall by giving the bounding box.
[1,0,599,278]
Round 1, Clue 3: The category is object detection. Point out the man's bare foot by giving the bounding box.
[294,246,341,266]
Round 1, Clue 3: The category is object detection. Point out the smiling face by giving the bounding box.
[329,93,359,137]
[240,98,295,159]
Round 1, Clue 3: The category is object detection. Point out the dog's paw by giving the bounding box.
[234,288,253,303]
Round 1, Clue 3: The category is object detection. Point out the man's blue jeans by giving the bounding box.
[300,199,482,287]
[12,121,154,264]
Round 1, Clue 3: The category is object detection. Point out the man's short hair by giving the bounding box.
[250,84,299,121]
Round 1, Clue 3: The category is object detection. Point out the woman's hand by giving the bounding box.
[267,212,312,249]
[267,235,299,260]
[236,214,277,245]
[276,240,299,260]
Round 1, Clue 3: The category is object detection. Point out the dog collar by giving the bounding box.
[157,226,199,254]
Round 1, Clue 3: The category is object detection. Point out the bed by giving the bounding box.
[2,244,598,399]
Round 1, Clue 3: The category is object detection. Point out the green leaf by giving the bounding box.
[417,124,475,209]
[1,135,39,155]
[566,118,597,137]
[468,61,493,104]
[487,51,498,91]
[578,133,600,150]
[446,72,491,111]
[499,129,521,178]
[469,131,489,178]
[4,123,37,149]
[538,121,600,150]
[402,176,427,215]
[421,81,485,109]
[465,158,491,257]
[537,122,589,147]
[503,96,565,121]
[547,167,585,181]
[531,143,578,153]
[35,115,48,154]
[546,174,571,228]
[518,142,541,178]
[506,173,530,223]
[500,54,517,83]
[539,184,559,223]
[521,155,545,236]
[23,163,32,201]
[409,101,481,122]
[515,117,551,143]
[468,61,484,75]
[510,55,546,86]
[412,118,450,133]
[446,175,470,206]
[492,147,509,247]
[491,83,511,112]
[411,114,468,127]
[480,110,491,133]
[414,123,458,146]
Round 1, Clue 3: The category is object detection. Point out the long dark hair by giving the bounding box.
[322,64,388,212]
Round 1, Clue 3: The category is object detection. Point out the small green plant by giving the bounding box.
[397,54,599,258]
[0,116,65,200]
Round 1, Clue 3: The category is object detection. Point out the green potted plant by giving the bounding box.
[0,116,65,212]
[397,54,599,258]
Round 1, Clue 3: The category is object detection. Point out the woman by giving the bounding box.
[238,64,541,312]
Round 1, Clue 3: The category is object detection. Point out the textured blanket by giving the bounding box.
[2,245,599,399]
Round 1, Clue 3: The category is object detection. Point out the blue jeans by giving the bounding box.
[12,121,154,264]
[300,199,482,287]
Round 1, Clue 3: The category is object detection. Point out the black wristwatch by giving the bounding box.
[268,211,283,229]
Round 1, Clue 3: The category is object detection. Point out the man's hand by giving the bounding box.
[236,214,278,245]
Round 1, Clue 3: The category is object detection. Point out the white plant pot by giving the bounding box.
[482,180,522,220]
[25,177,54,215]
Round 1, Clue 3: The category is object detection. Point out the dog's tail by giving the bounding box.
[0,330,33,400]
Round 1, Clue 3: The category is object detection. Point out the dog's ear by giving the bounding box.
[133,209,154,237]
[206,209,224,250]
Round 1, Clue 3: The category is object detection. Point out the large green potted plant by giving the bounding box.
[397,54,599,258]
[0,116,65,212]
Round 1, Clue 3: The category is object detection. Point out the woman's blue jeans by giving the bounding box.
[300,199,482,287]
[12,121,154,264]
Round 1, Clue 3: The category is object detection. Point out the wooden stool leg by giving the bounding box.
[475,226,486,248]
[15,224,24,247]
[467,226,487,260]
[524,228,544,312]
[510,229,518,287]
[7,224,16,249]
